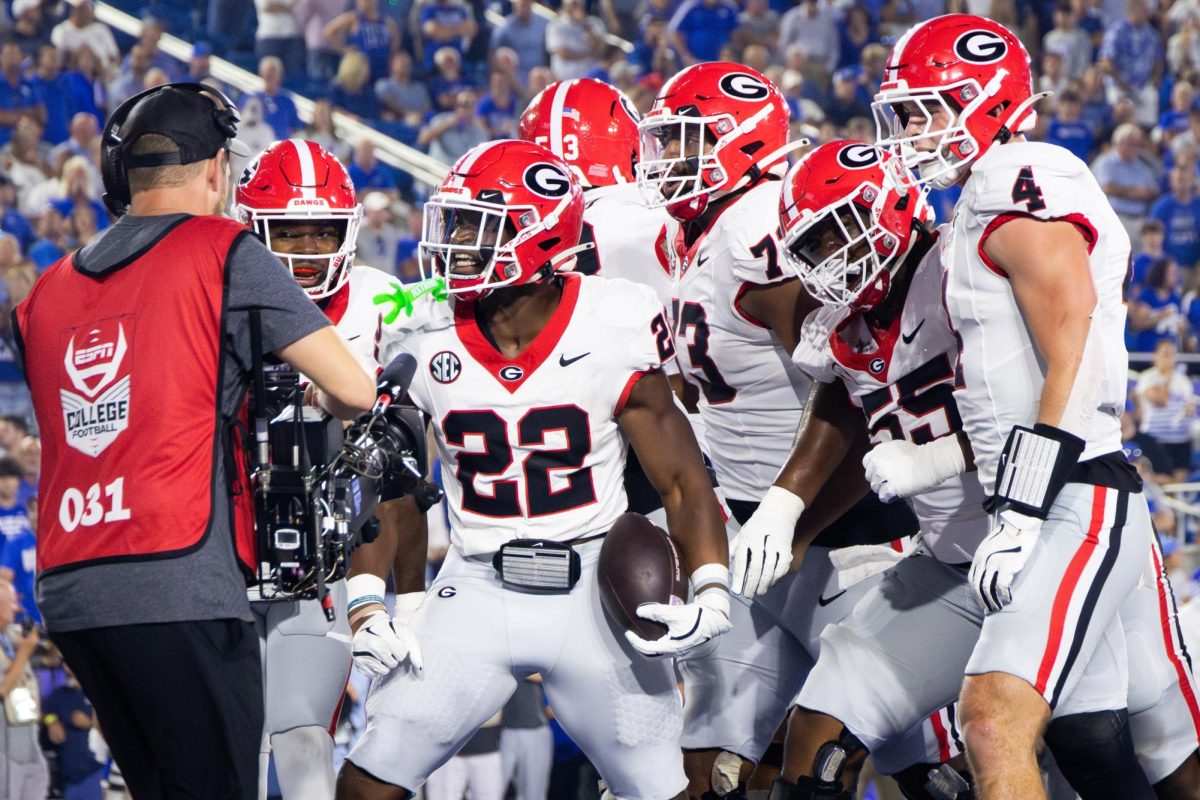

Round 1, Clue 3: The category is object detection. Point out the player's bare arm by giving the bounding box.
[983,217,1097,429]
[619,369,727,572]
[278,327,376,418]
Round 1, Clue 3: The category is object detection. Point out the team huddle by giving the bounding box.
[233,13,1199,800]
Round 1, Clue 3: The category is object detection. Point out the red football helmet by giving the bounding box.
[873,14,1041,189]
[420,139,585,301]
[518,78,641,188]
[779,140,932,311]
[636,62,797,220]
[235,139,362,299]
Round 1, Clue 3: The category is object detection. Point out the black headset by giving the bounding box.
[101,82,242,217]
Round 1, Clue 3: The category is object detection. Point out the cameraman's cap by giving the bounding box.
[121,86,250,166]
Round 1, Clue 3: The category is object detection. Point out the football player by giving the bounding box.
[234,139,432,800]
[334,139,732,799]
[636,63,921,794]
[865,15,1182,799]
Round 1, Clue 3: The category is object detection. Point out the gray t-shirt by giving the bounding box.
[35,213,330,633]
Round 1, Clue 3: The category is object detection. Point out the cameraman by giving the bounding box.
[13,83,375,799]
[0,577,48,800]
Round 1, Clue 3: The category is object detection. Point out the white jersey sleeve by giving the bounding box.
[582,182,675,307]
[944,141,1130,493]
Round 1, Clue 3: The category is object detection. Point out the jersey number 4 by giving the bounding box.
[443,406,595,518]
[1011,166,1046,213]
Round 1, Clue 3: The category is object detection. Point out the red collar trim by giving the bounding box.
[828,310,902,380]
[320,282,351,325]
[454,274,581,393]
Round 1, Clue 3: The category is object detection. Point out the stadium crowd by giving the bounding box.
[1,0,1200,798]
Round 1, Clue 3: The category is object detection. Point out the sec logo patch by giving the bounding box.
[431,351,461,384]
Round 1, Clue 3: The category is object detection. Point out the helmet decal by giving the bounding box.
[717,72,770,101]
[523,162,572,198]
[837,144,881,170]
[954,29,1008,64]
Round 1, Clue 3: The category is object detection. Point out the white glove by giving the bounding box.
[968,510,1043,613]
[626,565,733,657]
[351,608,423,679]
[863,435,966,502]
[730,485,806,598]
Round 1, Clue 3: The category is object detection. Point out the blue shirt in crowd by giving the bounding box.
[1046,119,1095,162]
[1150,193,1200,270]
[1132,286,1183,353]
[0,74,38,147]
[1100,19,1162,89]
[668,0,739,62]
[42,684,103,785]
[254,91,303,140]
[2,206,34,252]
[419,3,471,72]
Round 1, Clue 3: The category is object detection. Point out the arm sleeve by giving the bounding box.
[225,232,330,354]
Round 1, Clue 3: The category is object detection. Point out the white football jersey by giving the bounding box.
[582,182,674,307]
[391,274,674,556]
[793,233,987,562]
[669,180,811,502]
[943,141,1130,494]
[323,265,405,373]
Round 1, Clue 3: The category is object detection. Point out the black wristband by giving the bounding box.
[990,423,1086,519]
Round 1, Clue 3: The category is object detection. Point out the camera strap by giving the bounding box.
[492,539,583,593]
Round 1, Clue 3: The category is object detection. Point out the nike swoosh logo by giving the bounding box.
[817,589,847,607]
[697,254,709,268]
[346,334,362,341]
[559,352,590,367]
[901,319,925,345]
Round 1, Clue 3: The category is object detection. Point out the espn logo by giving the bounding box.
[73,342,115,365]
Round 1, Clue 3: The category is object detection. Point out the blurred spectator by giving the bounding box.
[0,501,34,628]
[668,0,739,66]
[395,238,420,282]
[731,0,779,56]
[1038,51,1069,98]
[355,191,401,273]
[1168,14,1200,75]
[475,69,519,139]
[836,7,873,71]
[4,123,52,212]
[49,155,108,233]
[232,96,277,176]
[0,39,43,149]
[0,577,49,800]
[0,417,28,461]
[108,43,155,107]
[1134,338,1196,483]
[418,0,476,75]
[1092,123,1161,240]
[50,0,118,77]
[1130,257,1185,352]
[1158,81,1196,152]
[1045,89,1096,162]
[1132,218,1166,295]
[28,206,69,272]
[331,50,380,120]
[43,667,104,800]
[254,0,306,81]
[547,0,606,82]
[253,56,303,141]
[347,138,400,196]
[1151,164,1200,272]
[299,98,350,162]
[418,89,488,163]
[324,0,401,83]
[48,113,101,182]
[826,67,870,127]
[429,46,473,113]
[10,0,47,58]
[1044,2,1093,83]
[527,65,554,100]
[1098,0,1163,126]
[30,44,79,146]
[376,51,430,128]
[1160,536,1188,593]
[296,0,344,81]
[67,202,99,249]
[490,0,547,87]
[65,46,107,124]
[741,43,769,75]
[0,456,30,548]
[0,176,34,253]
[1078,64,1114,137]
[779,0,840,78]
[500,679,552,800]
[122,16,176,81]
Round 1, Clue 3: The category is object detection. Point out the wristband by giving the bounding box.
[347,574,387,617]
[690,563,731,596]
[760,484,807,521]
[992,423,1085,518]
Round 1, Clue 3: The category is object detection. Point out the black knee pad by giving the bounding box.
[892,762,974,800]
[760,741,785,769]
[767,777,852,800]
[701,788,747,800]
[1044,709,1156,800]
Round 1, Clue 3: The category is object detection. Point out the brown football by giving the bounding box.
[598,512,688,641]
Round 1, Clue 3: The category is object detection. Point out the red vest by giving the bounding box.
[15,216,257,576]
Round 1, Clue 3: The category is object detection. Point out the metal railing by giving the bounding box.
[484,3,635,55]
[94,2,450,188]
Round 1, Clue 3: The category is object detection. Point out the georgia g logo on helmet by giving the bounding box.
[718,72,770,101]
[836,144,880,170]
[954,30,1008,64]
[523,162,572,198]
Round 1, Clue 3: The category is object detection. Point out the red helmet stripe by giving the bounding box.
[288,138,318,199]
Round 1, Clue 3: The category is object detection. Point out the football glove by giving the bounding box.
[626,588,732,657]
[863,435,966,502]
[351,607,423,679]
[969,510,1043,613]
[730,485,805,598]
